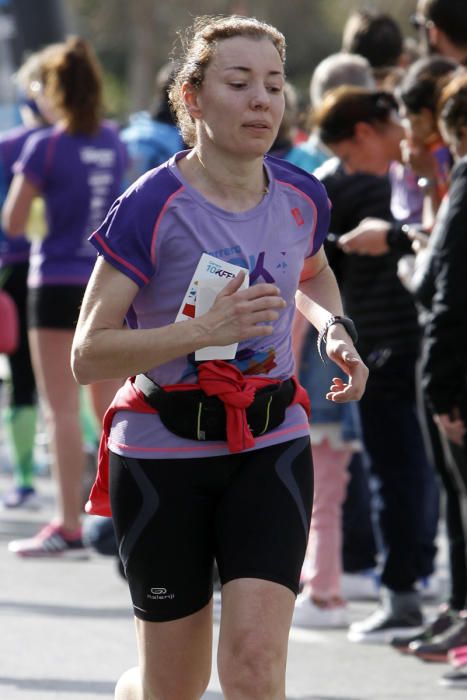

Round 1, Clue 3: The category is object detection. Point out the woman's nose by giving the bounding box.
[250,85,269,109]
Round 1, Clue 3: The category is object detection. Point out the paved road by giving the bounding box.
[0,472,453,700]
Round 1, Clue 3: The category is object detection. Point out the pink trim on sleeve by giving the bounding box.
[150,186,184,265]
[92,232,150,284]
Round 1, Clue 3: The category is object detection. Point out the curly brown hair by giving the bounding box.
[42,36,103,135]
[169,15,286,147]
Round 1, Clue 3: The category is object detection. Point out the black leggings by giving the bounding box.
[2,263,36,406]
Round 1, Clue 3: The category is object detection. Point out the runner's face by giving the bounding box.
[193,36,285,157]
[330,114,404,175]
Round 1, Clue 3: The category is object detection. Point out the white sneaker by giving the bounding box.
[341,570,380,601]
[292,594,349,629]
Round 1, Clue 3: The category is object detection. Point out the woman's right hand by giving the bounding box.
[196,271,287,347]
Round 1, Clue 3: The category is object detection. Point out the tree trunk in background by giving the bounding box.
[127,0,158,112]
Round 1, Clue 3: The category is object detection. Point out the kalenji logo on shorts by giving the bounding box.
[148,587,175,601]
[291,207,304,226]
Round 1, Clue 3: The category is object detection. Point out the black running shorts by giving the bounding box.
[27,285,86,329]
[109,436,313,622]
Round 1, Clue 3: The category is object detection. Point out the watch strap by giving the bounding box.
[317,315,358,362]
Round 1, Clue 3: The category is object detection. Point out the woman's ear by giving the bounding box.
[182,82,202,120]
[353,121,375,143]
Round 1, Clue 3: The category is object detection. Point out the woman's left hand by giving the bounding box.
[324,326,368,402]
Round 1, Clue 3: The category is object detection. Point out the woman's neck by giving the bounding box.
[179,145,269,212]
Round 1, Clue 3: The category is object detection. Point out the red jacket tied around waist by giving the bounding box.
[85,360,310,517]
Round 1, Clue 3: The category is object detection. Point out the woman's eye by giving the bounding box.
[230,82,246,89]
[267,86,282,94]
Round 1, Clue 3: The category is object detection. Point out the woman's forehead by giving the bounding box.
[209,36,284,72]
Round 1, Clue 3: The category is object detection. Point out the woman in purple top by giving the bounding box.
[2,37,126,557]
[0,48,52,510]
[72,16,367,700]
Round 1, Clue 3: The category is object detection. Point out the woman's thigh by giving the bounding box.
[28,328,78,415]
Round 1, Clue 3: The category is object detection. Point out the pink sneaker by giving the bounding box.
[8,522,89,559]
[448,644,467,668]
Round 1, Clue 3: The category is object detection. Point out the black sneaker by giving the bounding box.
[348,607,424,644]
[348,588,424,644]
[390,606,458,654]
[411,615,467,662]
[439,664,467,689]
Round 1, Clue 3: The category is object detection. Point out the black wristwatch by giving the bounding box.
[317,315,358,362]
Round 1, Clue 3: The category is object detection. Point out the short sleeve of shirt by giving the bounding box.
[266,155,331,259]
[89,165,182,287]
[303,174,331,258]
[13,130,50,188]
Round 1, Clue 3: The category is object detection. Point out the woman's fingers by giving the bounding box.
[325,350,368,402]
[203,280,287,346]
[216,269,247,297]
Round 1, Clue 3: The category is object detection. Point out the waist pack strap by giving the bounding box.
[134,373,294,414]
[134,373,166,410]
[133,370,304,453]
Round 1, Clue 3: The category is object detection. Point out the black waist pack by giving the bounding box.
[134,373,295,442]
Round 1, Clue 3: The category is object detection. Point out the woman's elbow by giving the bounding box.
[71,342,95,385]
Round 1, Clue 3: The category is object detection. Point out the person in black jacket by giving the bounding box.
[402,70,467,684]
[313,87,440,642]
[420,73,467,454]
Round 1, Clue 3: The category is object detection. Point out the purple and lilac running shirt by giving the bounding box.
[13,122,127,287]
[91,151,331,458]
[0,125,43,268]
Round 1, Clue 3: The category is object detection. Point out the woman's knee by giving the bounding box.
[219,635,285,700]
[139,650,211,700]
[142,671,209,700]
[115,665,209,700]
[114,667,142,700]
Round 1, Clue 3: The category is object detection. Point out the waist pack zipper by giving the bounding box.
[196,402,205,440]
[258,396,273,435]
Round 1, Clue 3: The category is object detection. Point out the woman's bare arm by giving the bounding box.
[72,257,286,384]
[296,247,368,402]
[2,174,39,236]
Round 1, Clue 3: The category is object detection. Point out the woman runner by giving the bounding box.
[72,16,368,700]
